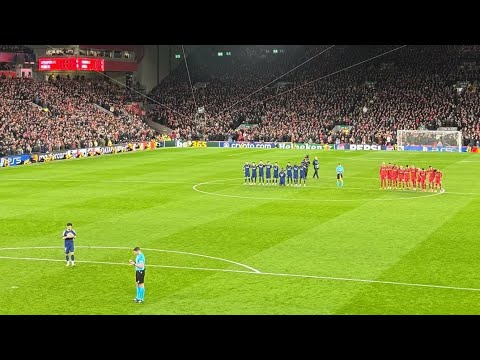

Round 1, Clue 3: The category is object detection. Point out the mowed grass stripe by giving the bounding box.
[337,196,480,314]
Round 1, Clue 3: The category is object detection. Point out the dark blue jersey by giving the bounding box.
[258,164,264,176]
[279,171,286,185]
[300,165,306,178]
[244,164,250,177]
[293,165,299,178]
[273,165,279,177]
[251,165,257,177]
[313,159,319,169]
[63,229,76,253]
[265,164,272,178]
[286,165,292,176]
[63,229,76,242]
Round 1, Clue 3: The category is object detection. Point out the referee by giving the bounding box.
[129,247,146,303]
[312,156,319,179]
[336,163,344,187]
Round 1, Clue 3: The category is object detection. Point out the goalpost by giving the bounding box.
[397,130,463,152]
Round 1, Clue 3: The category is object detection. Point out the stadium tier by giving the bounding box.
[1,45,480,158]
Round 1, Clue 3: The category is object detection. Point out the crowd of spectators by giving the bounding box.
[146,45,480,146]
[0,77,155,157]
[2,45,480,158]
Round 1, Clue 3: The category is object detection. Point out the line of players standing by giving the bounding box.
[244,155,316,186]
[379,162,443,192]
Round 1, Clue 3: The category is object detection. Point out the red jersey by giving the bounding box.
[387,166,393,179]
[398,169,405,181]
[410,167,417,182]
[380,166,387,178]
[418,170,426,182]
[435,170,442,183]
[427,169,435,181]
[392,167,398,180]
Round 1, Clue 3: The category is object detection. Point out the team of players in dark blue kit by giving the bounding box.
[243,155,319,187]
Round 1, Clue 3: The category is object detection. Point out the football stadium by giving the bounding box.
[0,45,479,314]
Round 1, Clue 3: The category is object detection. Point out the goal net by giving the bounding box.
[397,130,462,152]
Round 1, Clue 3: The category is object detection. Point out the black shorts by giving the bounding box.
[337,173,343,180]
[135,270,145,284]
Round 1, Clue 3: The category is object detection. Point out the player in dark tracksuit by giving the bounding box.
[279,168,286,186]
[250,162,257,185]
[244,162,250,184]
[302,155,310,177]
[293,164,299,186]
[265,161,272,185]
[300,164,307,186]
[286,162,293,186]
[312,157,319,179]
[258,161,265,185]
[273,162,280,184]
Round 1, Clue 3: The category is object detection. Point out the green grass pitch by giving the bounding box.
[0,148,479,314]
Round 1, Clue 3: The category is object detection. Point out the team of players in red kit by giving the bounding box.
[379,162,443,192]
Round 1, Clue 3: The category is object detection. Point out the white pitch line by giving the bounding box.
[192,178,446,201]
[0,176,462,201]
[0,255,479,293]
[443,191,479,195]
[83,246,261,273]
[0,245,261,274]
[254,270,480,292]
[0,256,256,274]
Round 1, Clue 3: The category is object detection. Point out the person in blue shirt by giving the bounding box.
[62,222,77,267]
[129,247,146,303]
[250,162,257,185]
[273,162,280,184]
[265,161,272,185]
[292,163,299,186]
[243,161,250,185]
[286,162,293,186]
[300,164,307,186]
[258,160,265,185]
[279,168,286,186]
[336,163,344,187]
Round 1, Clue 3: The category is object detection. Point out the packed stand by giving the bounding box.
[0,77,155,157]
[146,45,480,146]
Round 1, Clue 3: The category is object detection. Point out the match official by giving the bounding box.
[129,247,146,303]
[336,163,344,187]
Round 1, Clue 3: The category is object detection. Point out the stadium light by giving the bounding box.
[217,52,224,57]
